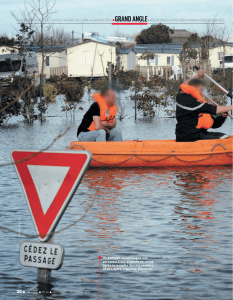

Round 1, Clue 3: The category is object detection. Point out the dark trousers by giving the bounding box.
[198,131,227,140]
[176,131,228,142]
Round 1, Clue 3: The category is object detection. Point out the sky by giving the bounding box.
[0,0,232,40]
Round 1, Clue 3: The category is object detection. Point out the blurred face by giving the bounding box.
[195,84,204,94]
[104,89,116,107]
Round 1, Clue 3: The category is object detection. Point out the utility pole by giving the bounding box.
[72,31,74,46]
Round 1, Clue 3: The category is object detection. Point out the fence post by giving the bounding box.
[135,71,137,121]
[183,63,186,82]
[39,74,43,122]
[147,68,149,80]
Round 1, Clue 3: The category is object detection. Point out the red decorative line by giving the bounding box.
[111,23,147,25]
[98,256,101,300]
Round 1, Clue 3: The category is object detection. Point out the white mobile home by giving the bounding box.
[36,50,67,78]
[25,45,67,79]
[67,41,116,77]
[209,43,233,70]
[134,44,182,67]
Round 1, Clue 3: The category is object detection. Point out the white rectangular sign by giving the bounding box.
[20,241,64,270]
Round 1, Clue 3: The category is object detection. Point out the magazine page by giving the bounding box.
[0,0,232,299]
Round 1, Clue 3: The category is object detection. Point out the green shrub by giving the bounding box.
[42,83,57,102]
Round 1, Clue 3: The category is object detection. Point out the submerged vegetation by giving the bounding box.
[0,66,232,124]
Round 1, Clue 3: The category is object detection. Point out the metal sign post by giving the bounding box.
[12,150,92,283]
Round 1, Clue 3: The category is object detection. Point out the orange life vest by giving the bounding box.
[88,93,117,131]
[180,83,214,129]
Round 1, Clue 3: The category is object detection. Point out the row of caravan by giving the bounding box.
[0,51,232,84]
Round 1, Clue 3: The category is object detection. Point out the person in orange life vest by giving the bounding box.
[176,69,233,142]
[77,86,123,142]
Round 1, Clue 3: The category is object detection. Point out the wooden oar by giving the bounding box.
[194,65,232,99]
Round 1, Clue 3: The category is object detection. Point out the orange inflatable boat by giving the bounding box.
[66,137,233,168]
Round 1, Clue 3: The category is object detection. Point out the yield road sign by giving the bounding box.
[11,150,92,241]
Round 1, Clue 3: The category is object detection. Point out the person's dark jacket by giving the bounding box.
[176,89,226,142]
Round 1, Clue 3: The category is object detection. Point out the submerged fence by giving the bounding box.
[0,64,232,125]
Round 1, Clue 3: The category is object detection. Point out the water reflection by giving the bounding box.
[83,169,137,242]
[173,167,231,247]
[82,168,174,247]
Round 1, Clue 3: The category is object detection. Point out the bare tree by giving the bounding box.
[46,27,71,46]
[213,25,231,76]
[11,0,57,76]
[180,16,227,77]
[11,0,58,122]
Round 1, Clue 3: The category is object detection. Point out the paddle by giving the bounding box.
[202,93,233,120]
[188,67,233,119]
[194,65,232,99]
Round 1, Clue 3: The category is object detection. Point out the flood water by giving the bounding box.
[0,92,232,299]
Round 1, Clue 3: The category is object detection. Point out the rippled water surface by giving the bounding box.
[0,93,232,299]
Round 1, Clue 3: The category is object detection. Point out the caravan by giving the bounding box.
[213,54,233,73]
[0,52,38,85]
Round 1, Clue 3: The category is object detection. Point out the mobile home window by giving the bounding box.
[167,56,171,65]
[0,60,21,72]
[155,55,158,65]
[46,56,50,66]
[224,56,233,63]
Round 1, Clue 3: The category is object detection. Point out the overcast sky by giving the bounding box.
[0,0,232,40]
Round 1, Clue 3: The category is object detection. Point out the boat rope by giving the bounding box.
[135,153,215,163]
[71,144,86,150]
[226,152,233,157]
[133,155,171,163]
[92,155,135,166]
[211,143,227,151]
[173,154,213,163]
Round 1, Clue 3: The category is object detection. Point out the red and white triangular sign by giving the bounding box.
[11,150,92,241]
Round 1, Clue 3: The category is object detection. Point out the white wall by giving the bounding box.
[136,53,180,67]
[119,54,128,71]
[127,51,136,70]
[37,52,62,78]
[67,42,116,77]
[59,50,67,66]
[119,51,136,71]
